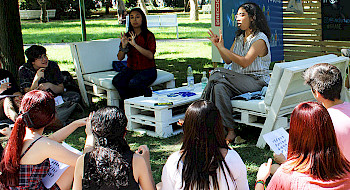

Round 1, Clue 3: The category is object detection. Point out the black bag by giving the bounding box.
[62,71,80,93]
[56,101,77,125]
[112,61,127,72]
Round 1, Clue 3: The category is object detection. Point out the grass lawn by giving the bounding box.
[20,13,273,189]
[21,13,211,44]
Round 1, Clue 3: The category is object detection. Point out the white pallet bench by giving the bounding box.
[70,38,175,107]
[126,14,179,39]
[231,54,350,148]
[19,9,56,21]
[125,83,203,138]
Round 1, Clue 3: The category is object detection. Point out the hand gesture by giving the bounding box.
[0,82,11,93]
[73,117,88,128]
[85,112,94,136]
[37,82,52,91]
[128,31,137,47]
[35,68,45,80]
[135,145,150,162]
[273,153,286,164]
[120,32,129,47]
[256,158,272,182]
[208,29,224,49]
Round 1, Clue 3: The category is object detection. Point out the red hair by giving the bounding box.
[286,102,350,180]
[0,90,55,187]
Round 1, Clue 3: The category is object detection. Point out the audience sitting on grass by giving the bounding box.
[256,102,350,190]
[73,106,155,190]
[303,63,350,161]
[160,100,249,190]
[0,59,22,124]
[0,90,87,190]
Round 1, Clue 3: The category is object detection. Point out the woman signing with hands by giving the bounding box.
[113,8,157,105]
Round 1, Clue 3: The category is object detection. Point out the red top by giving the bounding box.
[267,163,350,190]
[126,31,156,70]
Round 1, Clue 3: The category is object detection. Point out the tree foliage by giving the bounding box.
[20,0,97,19]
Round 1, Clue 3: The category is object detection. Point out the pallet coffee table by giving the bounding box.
[124,83,203,138]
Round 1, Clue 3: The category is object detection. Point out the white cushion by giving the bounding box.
[231,99,267,113]
[83,69,174,90]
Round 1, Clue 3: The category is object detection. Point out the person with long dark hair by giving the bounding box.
[256,102,350,189]
[0,90,87,190]
[72,107,155,190]
[203,2,271,143]
[161,100,249,190]
[112,8,157,103]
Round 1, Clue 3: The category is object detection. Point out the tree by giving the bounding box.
[0,0,25,77]
[189,0,198,21]
[138,0,148,15]
[37,0,48,22]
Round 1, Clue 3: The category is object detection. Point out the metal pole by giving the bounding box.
[79,0,87,41]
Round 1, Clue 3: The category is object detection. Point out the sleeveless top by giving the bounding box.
[229,32,271,84]
[82,150,140,190]
[10,136,60,190]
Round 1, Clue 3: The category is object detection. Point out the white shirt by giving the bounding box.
[161,149,249,190]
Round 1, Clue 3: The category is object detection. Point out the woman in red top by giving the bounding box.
[112,8,157,102]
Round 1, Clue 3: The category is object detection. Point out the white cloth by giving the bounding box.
[161,149,249,190]
[228,32,271,84]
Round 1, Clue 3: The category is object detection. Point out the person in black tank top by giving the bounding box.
[72,107,155,190]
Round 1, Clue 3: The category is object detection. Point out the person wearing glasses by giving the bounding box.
[19,45,64,95]
[203,2,271,144]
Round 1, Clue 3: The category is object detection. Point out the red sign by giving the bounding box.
[215,0,220,26]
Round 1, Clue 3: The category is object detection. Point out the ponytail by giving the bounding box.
[0,116,27,187]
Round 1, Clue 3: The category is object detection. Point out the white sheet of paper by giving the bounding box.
[42,142,82,188]
[54,96,64,106]
[263,128,289,158]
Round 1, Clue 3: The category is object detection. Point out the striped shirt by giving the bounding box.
[226,32,271,84]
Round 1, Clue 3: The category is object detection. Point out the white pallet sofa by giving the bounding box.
[126,14,179,39]
[230,54,350,148]
[19,9,56,21]
[70,38,175,107]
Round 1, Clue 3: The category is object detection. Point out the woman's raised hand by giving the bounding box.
[208,29,225,48]
[128,31,137,47]
[136,145,150,162]
[256,158,272,182]
[34,68,45,80]
[85,112,94,136]
[120,32,129,47]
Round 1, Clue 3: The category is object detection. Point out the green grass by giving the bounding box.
[21,13,210,44]
[20,14,273,189]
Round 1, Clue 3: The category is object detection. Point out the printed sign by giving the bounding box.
[263,127,289,158]
[322,0,350,41]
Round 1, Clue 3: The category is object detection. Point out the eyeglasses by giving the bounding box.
[235,13,247,18]
[36,54,48,60]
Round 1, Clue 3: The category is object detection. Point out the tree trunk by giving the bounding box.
[0,0,25,77]
[138,0,148,15]
[184,0,190,12]
[189,0,198,20]
[37,0,48,23]
[105,0,110,14]
[117,0,126,24]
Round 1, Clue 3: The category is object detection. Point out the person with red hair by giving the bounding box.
[0,90,88,190]
[256,102,350,190]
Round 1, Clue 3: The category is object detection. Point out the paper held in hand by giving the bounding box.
[42,142,82,188]
[263,128,289,158]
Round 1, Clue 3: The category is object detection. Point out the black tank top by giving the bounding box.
[82,150,140,190]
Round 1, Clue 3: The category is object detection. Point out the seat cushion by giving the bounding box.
[231,99,267,113]
[83,69,174,90]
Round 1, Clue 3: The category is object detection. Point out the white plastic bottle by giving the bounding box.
[187,65,195,91]
[201,71,208,90]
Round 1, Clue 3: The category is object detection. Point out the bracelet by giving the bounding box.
[119,44,129,53]
[255,180,266,189]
